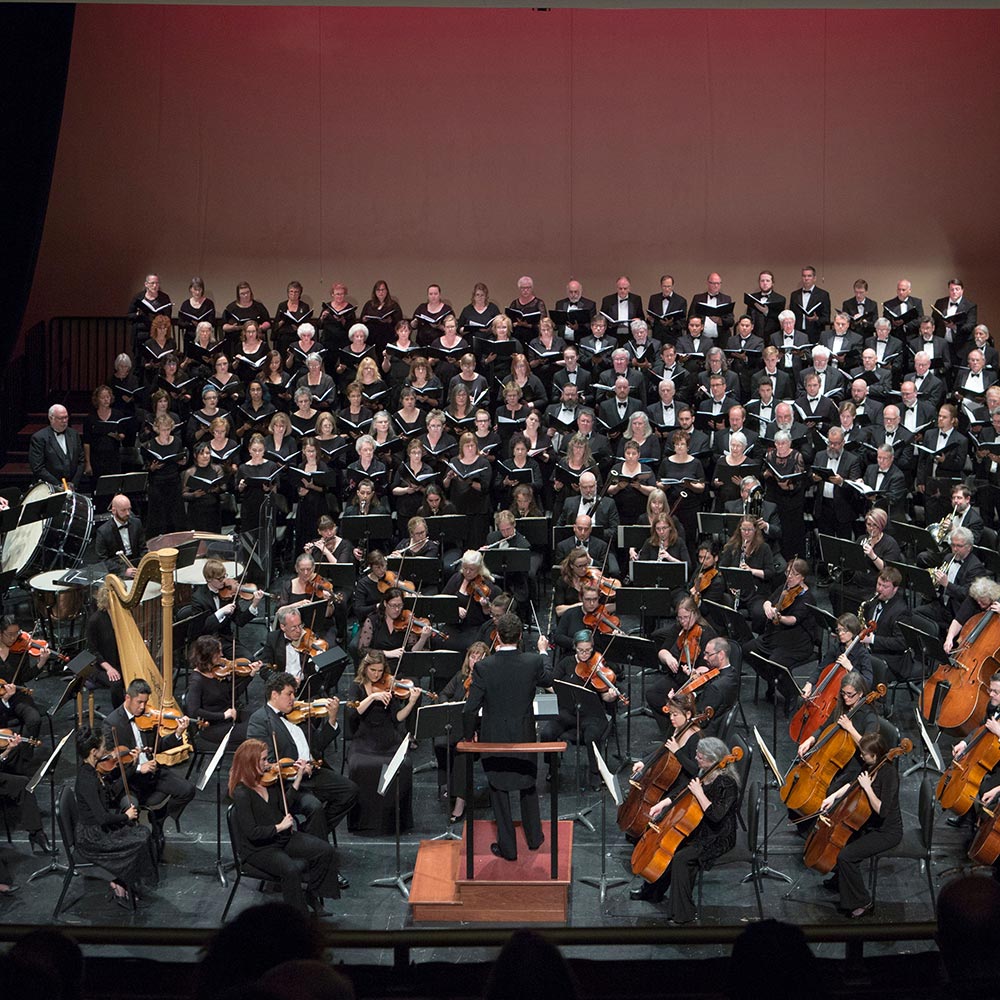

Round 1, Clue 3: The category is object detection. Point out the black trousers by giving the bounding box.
[299,768,359,840]
[837,826,902,910]
[489,782,542,860]
[244,832,339,913]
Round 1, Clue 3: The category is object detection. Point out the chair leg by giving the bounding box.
[869,856,879,903]
[52,869,75,920]
[220,870,241,921]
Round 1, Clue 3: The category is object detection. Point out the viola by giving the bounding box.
[0,728,42,749]
[675,665,721,698]
[921,606,1000,735]
[631,746,743,882]
[780,684,887,816]
[464,574,493,604]
[802,739,911,874]
[217,579,269,601]
[95,744,141,774]
[7,631,68,663]
[582,609,624,636]
[261,757,301,786]
[775,582,803,614]
[209,657,255,680]
[391,608,449,640]
[302,574,335,601]
[788,622,876,744]
[574,652,629,705]
[617,708,714,839]
[936,719,1000,816]
[292,627,329,656]
[691,567,718,605]
[378,570,417,596]
[0,678,34,696]
[581,568,619,601]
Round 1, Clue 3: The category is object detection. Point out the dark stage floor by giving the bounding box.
[0,587,973,968]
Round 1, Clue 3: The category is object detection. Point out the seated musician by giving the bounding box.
[553,548,618,619]
[0,617,45,770]
[801,614,873,697]
[101,679,197,855]
[277,553,339,646]
[475,592,514,647]
[541,630,620,789]
[388,515,441,561]
[744,559,814,712]
[647,597,719,734]
[944,670,1000,831]
[819,731,902,918]
[688,541,726,613]
[228,738,340,915]
[910,527,984,633]
[302,515,354,640]
[718,517,775,630]
[722,476,782,549]
[481,510,532,617]
[189,558,265,657]
[186,635,261,748]
[859,568,909,682]
[942,577,1000,654]
[93,494,147,579]
[356,587,433,662]
[85,584,126,710]
[261,606,329,694]
[629,736,739,923]
[916,483,985,567]
[688,638,739,738]
[246,672,358,856]
[0,729,51,857]
[552,586,606,668]
[834,508,902,618]
[443,550,501,651]
[352,550,390,624]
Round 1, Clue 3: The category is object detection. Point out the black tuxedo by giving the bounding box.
[812,448,862,534]
[919,552,987,623]
[950,506,986,546]
[598,396,643,430]
[596,367,645,399]
[189,584,258,648]
[646,292,688,342]
[907,334,952,373]
[695,666,740,737]
[932,296,978,348]
[28,425,84,487]
[550,367,592,403]
[599,293,645,336]
[794,393,839,429]
[819,329,864,366]
[849,367,892,404]
[553,296,597,336]
[554,533,619,577]
[260,628,319,690]
[688,293,735,338]
[799,366,849,401]
[557,494,620,534]
[789,286,831,335]
[841,297,878,337]
[904,370,947,410]
[883,296,924,339]
[916,428,968,488]
[768,331,811,379]
[862,463,908,515]
[898,399,937,436]
[870,425,916,474]
[742,291,785,339]
[723,497,781,544]
[463,646,553,858]
[861,592,909,679]
[750,367,795,402]
[94,516,147,577]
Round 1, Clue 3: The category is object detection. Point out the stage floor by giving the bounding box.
[0,607,967,967]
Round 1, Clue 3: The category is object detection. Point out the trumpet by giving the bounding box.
[929,555,956,586]
[930,504,960,546]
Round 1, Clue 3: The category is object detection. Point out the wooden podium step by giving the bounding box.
[409,819,573,923]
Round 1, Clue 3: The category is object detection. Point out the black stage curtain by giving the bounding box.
[0,3,75,370]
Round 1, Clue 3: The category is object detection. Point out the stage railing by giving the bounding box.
[45,316,133,397]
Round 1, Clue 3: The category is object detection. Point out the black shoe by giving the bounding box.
[527,836,545,852]
[490,842,516,861]
[336,873,350,890]
[629,881,663,902]
[29,830,52,855]
[946,814,967,829]
[763,688,776,704]
[307,893,329,916]
[821,876,840,894]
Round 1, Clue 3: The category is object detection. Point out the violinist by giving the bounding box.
[352,550,391,623]
[436,641,490,825]
[261,607,324,691]
[688,542,726,612]
[443,550,500,649]
[279,553,339,646]
[344,651,417,835]
[475,592,514,647]
[186,636,261,747]
[0,727,50,857]
[683,638,739,738]
[189,558,265,657]
[719,517,774,626]
[73,727,156,908]
[541,631,620,789]
[228,738,340,915]
[246,672,358,850]
[101,679,197,854]
[552,587,606,666]
[628,736,739,924]
[0,617,44,767]
[356,588,433,661]
[818,732,902,918]
[744,558,814,711]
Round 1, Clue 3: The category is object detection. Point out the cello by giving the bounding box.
[936,717,1000,816]
[630,745,742,883]
[968,798,1000,865]
[921,606,1000,735]
[788,621,876,744]
[617,707,713,839]
[781,684,886,816]
[802,738,911,874]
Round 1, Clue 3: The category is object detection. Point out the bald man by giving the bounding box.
[94,494,147,577]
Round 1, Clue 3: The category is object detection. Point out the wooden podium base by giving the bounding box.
[409,819,573,923]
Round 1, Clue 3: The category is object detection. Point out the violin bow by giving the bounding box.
[111,726,134,808]
[231,635,237,713]
[271,731,290,815]
[235,538,259,596]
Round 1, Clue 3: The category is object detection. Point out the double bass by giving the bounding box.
[617,708,713,839]
[802,738,911,874]
[630,745,742,883]
[921,606,1000,735]
[781,684,886,816]
[936,717,1000,816]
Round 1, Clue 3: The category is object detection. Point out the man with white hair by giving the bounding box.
[863,317,905,376]
[768,309,810,378]
[29,404,84,489]
[596,347,644,397]
[903,351,946,409]
[600,276,644,337]
[625,319,661,368]
[883,278,923,339]
[553,279,596,339]
[799,344,848,400]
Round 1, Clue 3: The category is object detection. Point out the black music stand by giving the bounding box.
[423,514,468,554]
[94,472,149,498]
[294,597,330,636]
[598,631,658,758]
[701,599,753,645]
[890,519,933,560]
[50,650,97,718]
[887,560,939,605]
[339,513,393,557]
[17,493,64,527]
[718,567,756,613]
[396,650,463,698]
[401,593,459,628]
[514,516,549,548]
[899,622,949,777]
[817,533,870,613]
[385,556,441,590]
[552,680,605,832]
[806,603,841,662]
[578,742,627,906]
[616,525,650,553]
[697,512,743,537]
[370,736,413,898]
[482,546,531,590]
[414,701,467,840]
[27,727,77,883]
[630,561,687,592]
[311,646,350,695]
[191,725,237,885]
[551,525,576,548]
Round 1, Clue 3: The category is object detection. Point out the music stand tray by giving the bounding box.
[396,651,464,693]
[402,593,460,625]
[614,586,676,621]
[339,513,393,542]
[482,547,531,577]
[817,533,871,575]
[887,561,939,603]
[617,524,650,550]
[698,512,743,536]
[311,562,357,590]
[385,556,441,588]
[630,561,687,590]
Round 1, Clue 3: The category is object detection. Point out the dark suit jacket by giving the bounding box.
[723,497,781,544]
[899,400,937,435]
[247,703,337,762]
[932,296,978,346]
[94,516,147,576]
[550,367,592,403]
[870,425,916,474]
[101,705,185,785]
[646,292,688,341]
[768,331,812,379]
[597,396,643,430]
[799,366,849,400]
[789,287,831,334]
[688,293,735,336]
[750,368,795,401]
[904,371,947,410]
[850,393,885,426]
[907,335,951,373]
[29,426,84,487]
[813,448,862,524]
[554,534,619,577]
[742,292,785,339]
[599,293,644,334]
[260,628,317,689]
[943,553,987,619]
[696,666,740,736]
[916,428,968,487]
[553,296,597,332]
[862,463,908,512]
[841,297,878,337]
[557,495,620,533]
[462,647,552,790]
[819,330,864,363]
[189,584,256,640]
[863,592,908,671]
[883,296,924,339]
[953,506,986,545]
[794,393,839,429]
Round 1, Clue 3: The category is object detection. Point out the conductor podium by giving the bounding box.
[408,740,573,923]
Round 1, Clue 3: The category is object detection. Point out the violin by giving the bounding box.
[676,624,704,671]
[209,657,256,680]
[690,567,718,606]
[936,719,1000,816]
[581,568,619,601]
[675,664,721,698]
[0,728,43,749]
[261,757,300,786]
[217,579,268,601]
[302,574,335,601]
[631,745,743,882]
[95,744,141,774]
[788,621,876,744]
[292,628,329,656]
[7,631,68,662]
[775,582,803,614]
[134,708,207,732]
[0,678,34,696]
[284,697,359,725]
[574,652,629,705]
[391,608,449,640]
[921,606,1000,735]
[464,574,493,604]
[802,739,911,873]
[582,609,624,636]
[780,684,887,816]
[378,570,417,596]
[617,708,714,839]
[373,676,438,701]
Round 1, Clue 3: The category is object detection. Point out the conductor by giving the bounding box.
[462,612,552,861]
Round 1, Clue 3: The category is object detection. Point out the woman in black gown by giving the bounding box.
[237,433,278,535]
[344,650,417,835]
[182,442,226,533]
[73,728,157,907]
[185,636,260,748]
[143,414,187,536]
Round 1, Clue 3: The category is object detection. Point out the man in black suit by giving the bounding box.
[743,270,785,340]
[841,279,878,338]
[94,494,147,578]
[788,266,831,338]
[907,316,952,374]
[189,558,266,654]
[819,311,864,370]
[915,404,968,522]
[693,638,740,738]
[799,345,850,401]
[848,369,888,421]
[463,612,553,861]
[917,484,986,566]
[905,352,947,410]
[550,345,592,403]
[595,349,645,399]
[688,272,734,343]
[723,475,781,546]
[646,378,681,436]
[724,315,766,399]
[102,678,196,853]
[572,409,613,472]
[911,528,985,631]
[557,472,619,537]
[769,312,812,381]
[597,377,643,433]
[861,568,910,681]
[933,278,978,353]
[883,278,923,340]
[713,405,759,459]
[246,672,357,845]
[599,276,644,339]
[553,279,596,340]
[898,381,937,437]
[28,404,84,489]
[260,606,326,691]
[676,316,713,372]
[674,405,712,459]
[647,274,688,343]
[751,346,796,402]
[578,314,617,374]
[554,513,619,577]
[544,382,581,440]
[812,427,862,540]
[862,445,909,519]
[795,373,839,430]
[871,405,916,479]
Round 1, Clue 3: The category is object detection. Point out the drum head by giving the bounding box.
[1,483,52,575]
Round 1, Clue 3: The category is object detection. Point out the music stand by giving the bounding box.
[890,519,932,560]
[385,556,441,590]
[718,567,756,612]
[552,680,605,832]
[630,561,687,591]
[974,545,1000,579]
[294,597,330,636]
[817,533,871,615]
[396,650,463,697]
[899,622,949,776]
[422,514,468,553]
[401,593,459,626]
[701,599,753,645]
[616,524,650,552]
[750,726,792,885]
[94,472,149,498]
[414,701,466,840]
[598,633,657,758]
[370,736,414,898]
[26,727,76,883]
[698,512,743,537]
[311,646,350,694]
[192,725,236,885]
[577,742,627,906]
[514,516,549,548]
[551,525,575,548]
[339,513,393,555]
[482,546,531,587]
[50,650,97,718]
[17,492,64,527]
[806,604,840,662]
[909,706,945,777]
[311,562,357,592]
[887,561,938,604]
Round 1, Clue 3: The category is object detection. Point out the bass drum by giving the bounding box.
[1,483,94,577]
